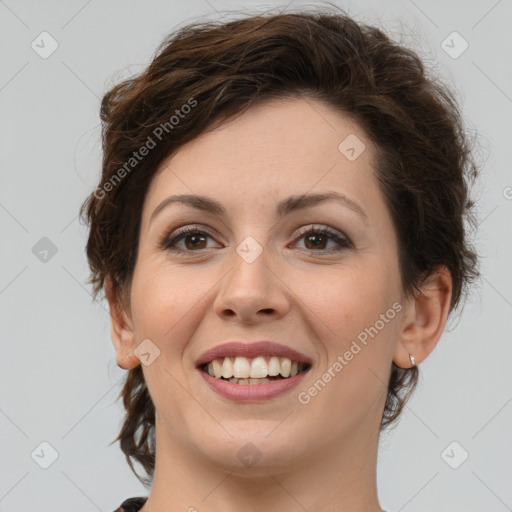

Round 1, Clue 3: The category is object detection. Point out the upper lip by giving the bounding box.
[195,341,313,368]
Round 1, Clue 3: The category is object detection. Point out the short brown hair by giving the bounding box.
[79,6,480,486]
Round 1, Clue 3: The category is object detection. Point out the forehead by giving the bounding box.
[143,96,381,221]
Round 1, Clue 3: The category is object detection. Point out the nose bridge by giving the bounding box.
[213,229,288,319]
[230,215,275,269]
[229,233,273,292]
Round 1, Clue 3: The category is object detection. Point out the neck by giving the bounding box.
[140,412,383,512]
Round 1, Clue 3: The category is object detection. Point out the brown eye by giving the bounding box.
[303,232,329,250]
[161,226,219,253]
[293,226,351,253]
[183,233,208,250]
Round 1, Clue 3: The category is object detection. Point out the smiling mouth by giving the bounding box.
[200,355,311,384]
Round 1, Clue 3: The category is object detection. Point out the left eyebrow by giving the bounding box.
[149,191,368,226]
[276,191,368,223]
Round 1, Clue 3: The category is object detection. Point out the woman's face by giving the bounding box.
[120,96,409,472]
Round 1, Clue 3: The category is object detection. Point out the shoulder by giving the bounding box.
[112,496,148,512]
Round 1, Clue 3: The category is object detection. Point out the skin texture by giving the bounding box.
[107,96,452,512]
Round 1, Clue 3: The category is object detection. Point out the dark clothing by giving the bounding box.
[112,496,148,512]
[113,495,388,511]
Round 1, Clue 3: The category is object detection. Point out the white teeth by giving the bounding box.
[228,378,272,384]
[222,357,234,378]
[212,359,223,378]
[280,358,291,378]
[268,356,281,376]
[233,356,251,378]
[204,355,308,380]
[250,356,268,378]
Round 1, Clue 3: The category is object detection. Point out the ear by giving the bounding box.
[393,266,453,368]
[105,276,140,370]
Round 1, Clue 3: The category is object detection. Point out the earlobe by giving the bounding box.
[105,276,140,370]
[393,266,453,368]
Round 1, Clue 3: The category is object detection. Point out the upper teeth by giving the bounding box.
[205,356,305,379]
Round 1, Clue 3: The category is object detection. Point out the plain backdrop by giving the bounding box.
[1,1,511,511]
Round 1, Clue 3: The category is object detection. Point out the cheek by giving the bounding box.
[295,259,399,345]
[129,258,205,342]
[294,266,398,427]
[129,261,205,417]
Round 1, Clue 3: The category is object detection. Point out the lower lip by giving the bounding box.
[198,368,310,402]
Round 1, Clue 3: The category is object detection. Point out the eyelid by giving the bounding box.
[293,224,348,240]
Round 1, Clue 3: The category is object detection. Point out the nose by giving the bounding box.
[213,243,291,324]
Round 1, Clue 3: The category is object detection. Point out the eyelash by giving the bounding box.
[160,224,352,255]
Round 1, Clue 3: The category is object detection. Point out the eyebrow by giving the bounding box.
[149,191,368,225]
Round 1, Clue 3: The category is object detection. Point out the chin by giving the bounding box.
[195,431,309,474]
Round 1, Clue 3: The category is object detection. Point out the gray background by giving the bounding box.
[1,0,511,511]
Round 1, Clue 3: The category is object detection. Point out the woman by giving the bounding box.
[80,6,479,512]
